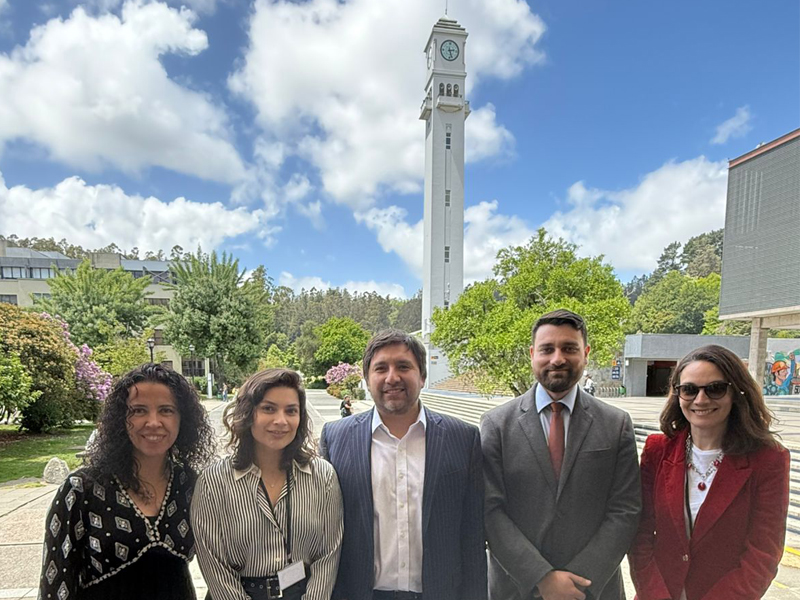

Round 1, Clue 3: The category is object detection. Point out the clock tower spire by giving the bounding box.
[419,17,469,386]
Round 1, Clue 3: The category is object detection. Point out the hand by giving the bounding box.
[536,570,592,600]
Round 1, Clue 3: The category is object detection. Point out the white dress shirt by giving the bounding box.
[371,406,427,592]
[535,383,578,445]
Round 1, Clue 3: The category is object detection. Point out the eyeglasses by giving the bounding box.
[674,381,732,401]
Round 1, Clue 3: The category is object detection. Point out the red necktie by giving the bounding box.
[549,402,565,479]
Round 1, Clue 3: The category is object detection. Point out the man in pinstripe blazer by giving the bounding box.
[320,329,487,600]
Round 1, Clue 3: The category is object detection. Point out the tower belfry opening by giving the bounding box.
[419,16,469,386]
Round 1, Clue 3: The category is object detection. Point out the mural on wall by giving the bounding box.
[764,346,800,396]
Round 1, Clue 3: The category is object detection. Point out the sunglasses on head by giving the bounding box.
[674,381,732,401]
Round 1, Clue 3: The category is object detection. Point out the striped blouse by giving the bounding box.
[191,456,343,600]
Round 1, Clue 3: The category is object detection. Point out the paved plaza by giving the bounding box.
[3,392,800,598]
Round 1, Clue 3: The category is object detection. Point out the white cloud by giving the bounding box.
[78,0,218,16]
[229,0,545,208]
[356,199,534,283]
[279,271,407,298]
[543,156,728,272]
[711,106,752,145]
[0,1,245,183]
[0,0,8,15]
[0,170,277,253]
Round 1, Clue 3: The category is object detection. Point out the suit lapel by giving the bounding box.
[422,408,444,535]
[691,452,751,545]
[557,390,593,499]
[352,410,375,545]
[663,434,690,549]
[518,386,557,493]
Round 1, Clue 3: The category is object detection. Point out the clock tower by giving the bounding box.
[419,17,469,385]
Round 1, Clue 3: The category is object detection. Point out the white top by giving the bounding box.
[687,445,720,523]
[371,406,427,593]
[191,457,343,600]
[680,445,722,600]
[535,383,578,445]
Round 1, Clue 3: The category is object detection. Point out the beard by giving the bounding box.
[536,365,580,394]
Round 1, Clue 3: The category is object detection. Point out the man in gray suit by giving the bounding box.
[481,309,640,600]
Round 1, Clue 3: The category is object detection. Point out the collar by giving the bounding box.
[371,402,427,434]
[535,383,578,415]
[233,459,312,481]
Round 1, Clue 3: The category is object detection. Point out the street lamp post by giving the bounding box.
[147,337,155,363]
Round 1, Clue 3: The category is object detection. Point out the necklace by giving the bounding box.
[685,434,724,491]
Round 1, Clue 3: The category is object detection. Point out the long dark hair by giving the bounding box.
[85,363,215,494]
[659,344,779,454]
[224,368,315,471]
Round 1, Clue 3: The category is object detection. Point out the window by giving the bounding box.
[182,359,205,377]
[445,190,451,207]
[33,293,51,301]
[31,268,54,279]
[445,132,451,150]
[1,267,28,279]
[147,297,170,307]
[454,84,459,97]
[153,330,165,345]
[439,83,444,95]
[444,246,450,263]
[446,83,452,96]
[0,294,17,304]
[149,271,171,284]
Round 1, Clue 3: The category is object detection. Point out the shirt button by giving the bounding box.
[682,554,689,562]
[401,562,406,568]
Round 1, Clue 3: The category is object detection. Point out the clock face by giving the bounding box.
[440,40,459,61]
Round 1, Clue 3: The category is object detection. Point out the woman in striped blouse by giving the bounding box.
[192,368,343,600]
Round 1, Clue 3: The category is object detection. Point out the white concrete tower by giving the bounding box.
[419,17,469,385]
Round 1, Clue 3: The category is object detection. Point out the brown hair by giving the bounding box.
[532,309,588,345]
[224,368,315,470]
[363,329,427,380]
[659,344,779,454]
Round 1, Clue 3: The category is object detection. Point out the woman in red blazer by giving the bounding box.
[629,344,789,600]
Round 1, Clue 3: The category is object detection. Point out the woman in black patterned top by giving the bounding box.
[39,363,215,600]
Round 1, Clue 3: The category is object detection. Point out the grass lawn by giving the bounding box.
[0,423,95,484]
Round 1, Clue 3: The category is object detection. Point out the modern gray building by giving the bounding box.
[719,128,800,379]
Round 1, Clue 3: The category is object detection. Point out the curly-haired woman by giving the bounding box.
[629,345,790,600]
[192,368,343,600]
[39,363,215,600]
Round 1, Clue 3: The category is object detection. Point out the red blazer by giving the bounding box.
[629,430,789,600]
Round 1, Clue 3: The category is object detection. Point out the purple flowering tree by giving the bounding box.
[40,313,112,420]
[325,362,364,399]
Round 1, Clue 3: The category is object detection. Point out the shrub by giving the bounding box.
[0,304,76,432]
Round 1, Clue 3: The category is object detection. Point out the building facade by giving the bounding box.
[0,240,201,377]
[719,128,800,379]
[420,17,469,385]
[622,334,800,398]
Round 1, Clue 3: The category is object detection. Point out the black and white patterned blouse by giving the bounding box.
[39,463,196,600]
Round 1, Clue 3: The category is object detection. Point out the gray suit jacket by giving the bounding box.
[481,386,641,600]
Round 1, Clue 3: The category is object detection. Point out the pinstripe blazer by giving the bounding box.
[320,406,488,600]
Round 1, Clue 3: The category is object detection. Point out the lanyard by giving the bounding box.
[259,469,294,564]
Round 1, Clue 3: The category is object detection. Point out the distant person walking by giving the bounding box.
[222,383,229,402]
[340,394,353,418]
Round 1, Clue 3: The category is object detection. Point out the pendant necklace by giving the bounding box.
[685,434,724,491]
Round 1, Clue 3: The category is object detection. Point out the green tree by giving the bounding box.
[36,260,153,348]
[312,317,371,375]
[681,229,723,272]
[259,344,300,370]
[431,229,630,396]
[162,249,262,383]
[628,271,721,334]
[0,352,41,417]
[701,306,752,336]
[0,304,77,432]
[647,241,683,287]
[393,291,422,332]
[93,329,160,376]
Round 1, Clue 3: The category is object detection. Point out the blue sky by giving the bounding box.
[0,0,797,298]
